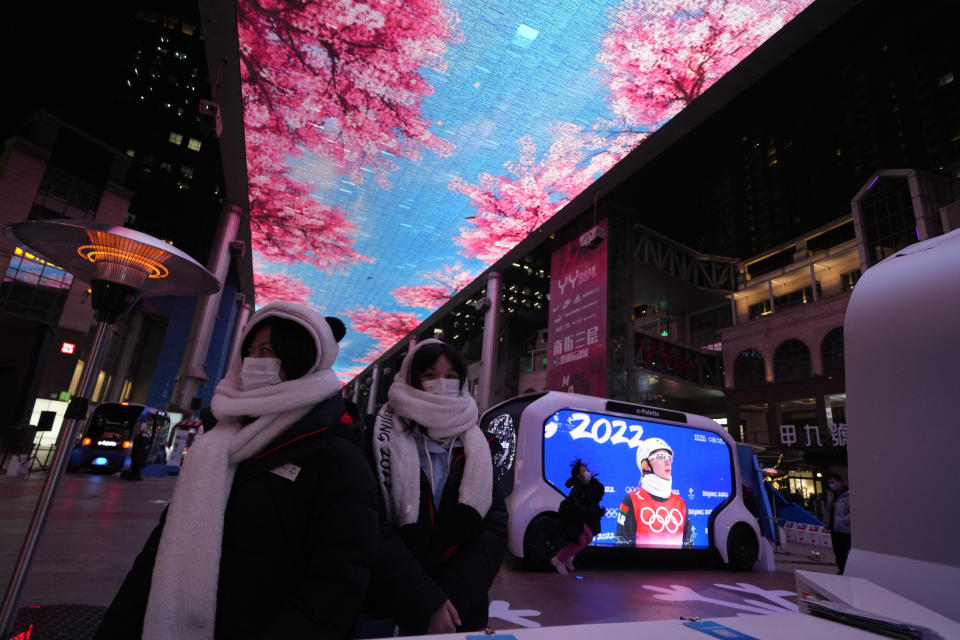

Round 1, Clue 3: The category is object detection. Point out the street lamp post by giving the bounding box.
[0,219,219,637]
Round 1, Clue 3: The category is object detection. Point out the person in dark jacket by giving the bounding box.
[825,472,851,574]
[95,302,380,640]
[366,339,507,636]
[127,429,147,480]
[550,459,604,575]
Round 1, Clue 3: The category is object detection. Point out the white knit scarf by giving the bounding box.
[373,339,492,526]
[642,473,673,499]
[142,302,342,640]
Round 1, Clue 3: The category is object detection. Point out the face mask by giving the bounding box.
[240,357,283,391]
[421,378,462,398]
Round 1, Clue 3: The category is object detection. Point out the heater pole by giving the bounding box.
[1,219,219,638]
[0,320,112,636]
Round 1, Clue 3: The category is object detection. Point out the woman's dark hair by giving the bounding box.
[570,458,587,477]
[408,342,468,390]
[241,317,317,380]
[827,473,844,483]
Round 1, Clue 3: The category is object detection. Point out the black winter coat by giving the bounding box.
[94,395,380,640]
[557,476,605,540]
[363,430,508,636]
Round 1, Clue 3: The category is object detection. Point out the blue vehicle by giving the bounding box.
[68,402,170,473]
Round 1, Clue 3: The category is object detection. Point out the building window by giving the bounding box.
[734,349,766,387]
[180,165,194,178]
[30,166,101,221]
[841,269,861,291]
[859,176,915,266]
[187,138,202,152]
[750,284,821,319]
[776,285,819,311]
[0,248,74,322]
[689,304,732,348]
[748,299,772,320]
[774,339,812,382]
[168,132,183,145]
[821,327,844,377]
[159,162,173,172]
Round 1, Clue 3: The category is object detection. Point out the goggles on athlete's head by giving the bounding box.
[648,451,673,463]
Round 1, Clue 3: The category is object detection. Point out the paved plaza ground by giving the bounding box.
[0,472,836,639]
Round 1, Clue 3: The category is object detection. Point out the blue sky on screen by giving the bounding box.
[241,0,813,378]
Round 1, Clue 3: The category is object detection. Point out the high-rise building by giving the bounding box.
[5,2,226,265]
[112,5,226,264]
[0,1,245,436]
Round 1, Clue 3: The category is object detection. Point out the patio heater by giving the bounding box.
[0,219,220,636]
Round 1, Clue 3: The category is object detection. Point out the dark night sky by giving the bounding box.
[3,3,163,142]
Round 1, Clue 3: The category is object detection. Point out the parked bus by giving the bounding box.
[68,402,170,473]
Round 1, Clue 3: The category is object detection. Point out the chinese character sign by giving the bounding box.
[779,423,848,448]
[546,219,608,397]
[829,422,847,446]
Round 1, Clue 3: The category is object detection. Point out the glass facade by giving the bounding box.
[734,349,766,387]
[821,327,845,377]
[0,248,74,323]
[774,339,812,382]
[860,176,916,266]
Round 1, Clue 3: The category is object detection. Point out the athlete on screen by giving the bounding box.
[615,437,692,548]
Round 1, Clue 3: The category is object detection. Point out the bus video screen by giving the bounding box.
[542,409,733,549]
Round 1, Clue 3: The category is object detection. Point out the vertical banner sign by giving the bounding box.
[546,219,608,396]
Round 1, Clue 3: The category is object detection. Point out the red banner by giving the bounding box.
[546,219,608,396]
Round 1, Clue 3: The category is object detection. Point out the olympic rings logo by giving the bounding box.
[638,506,684,533]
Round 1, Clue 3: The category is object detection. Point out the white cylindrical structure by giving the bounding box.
[366,366,381,416]
[106,311,144,403]
[843,228,960,618]
[478,272,502,412]
[227,295,253,371]
[175,203,242,410]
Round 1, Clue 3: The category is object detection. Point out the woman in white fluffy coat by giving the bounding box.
[95,302,380,640]
[367,339,507,636]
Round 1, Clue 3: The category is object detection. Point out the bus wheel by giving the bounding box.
[523,513,565,570]
[726,522,759,571]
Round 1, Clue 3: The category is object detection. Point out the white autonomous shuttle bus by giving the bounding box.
[480,391,763,570]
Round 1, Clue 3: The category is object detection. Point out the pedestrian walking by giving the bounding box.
[826,472,851,574]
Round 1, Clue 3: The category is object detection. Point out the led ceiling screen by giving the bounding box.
[237,0,815,380]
